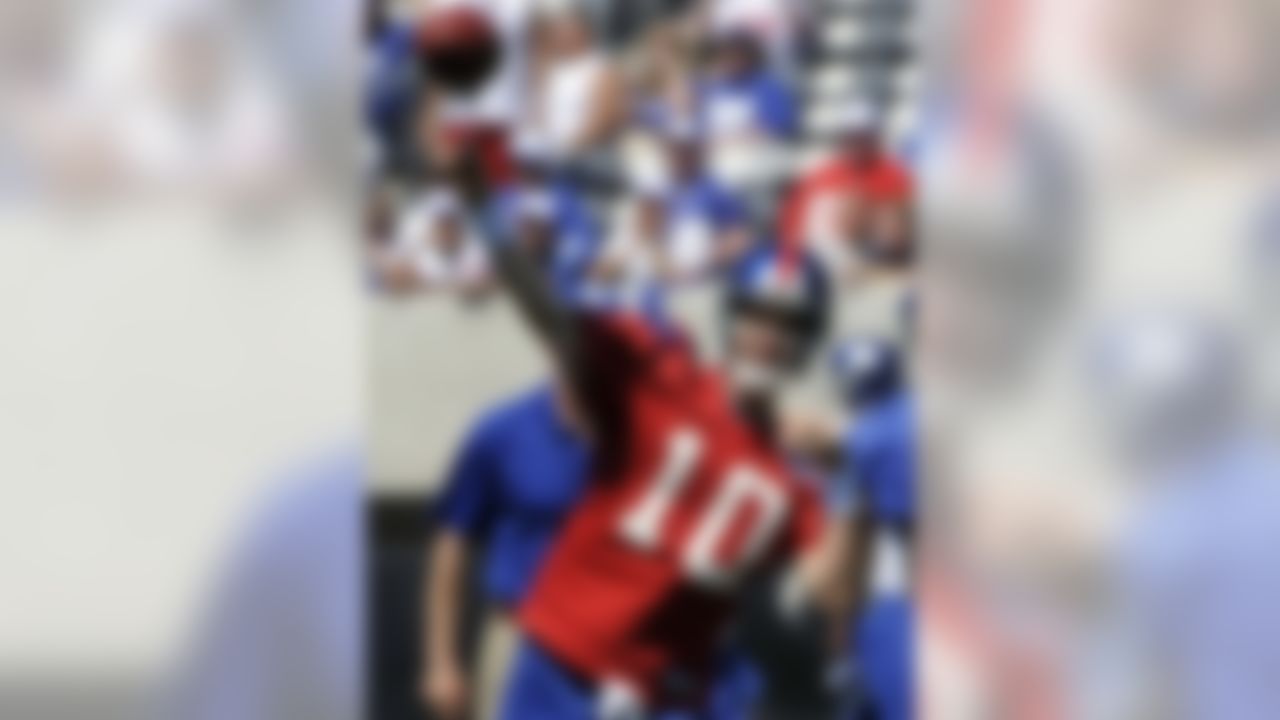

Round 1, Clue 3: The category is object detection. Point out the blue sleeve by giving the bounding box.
[434,419,501,539]
[830,426,874,517]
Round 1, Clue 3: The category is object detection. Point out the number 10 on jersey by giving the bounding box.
[619,427,789,590]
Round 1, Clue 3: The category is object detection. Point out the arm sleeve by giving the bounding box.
[574,312,673,455]
[434,420,501,539]
[838,425,879,518]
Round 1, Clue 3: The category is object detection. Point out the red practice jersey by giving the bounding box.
[518,313,825,704]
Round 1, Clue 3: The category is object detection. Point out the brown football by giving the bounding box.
[415,5,502,95]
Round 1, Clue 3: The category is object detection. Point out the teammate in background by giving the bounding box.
[486,230,853,717]
[827,335,917,720]
[422,380,591,720]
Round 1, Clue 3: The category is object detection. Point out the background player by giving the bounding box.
[422,378,590,720]
[827,335,917,720]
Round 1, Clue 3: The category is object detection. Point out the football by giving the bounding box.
[415,5,502,95]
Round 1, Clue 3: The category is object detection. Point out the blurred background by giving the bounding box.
[0,0,360,718]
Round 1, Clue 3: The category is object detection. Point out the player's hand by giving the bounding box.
[421,664,470,720]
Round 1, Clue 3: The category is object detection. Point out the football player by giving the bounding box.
[423,379,591,720]
[485,234,851,718]
[827,335,917,720]
[423,374,768,720]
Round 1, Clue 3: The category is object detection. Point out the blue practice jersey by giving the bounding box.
[836,392,917,526]
[833,392,918,720]
[435,385,591,606]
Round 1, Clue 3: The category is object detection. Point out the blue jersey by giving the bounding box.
[832,392,917,720]
[840,392,917,526]
[435,386,591,606]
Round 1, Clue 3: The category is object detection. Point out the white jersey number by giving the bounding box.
[618,426,789,589]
